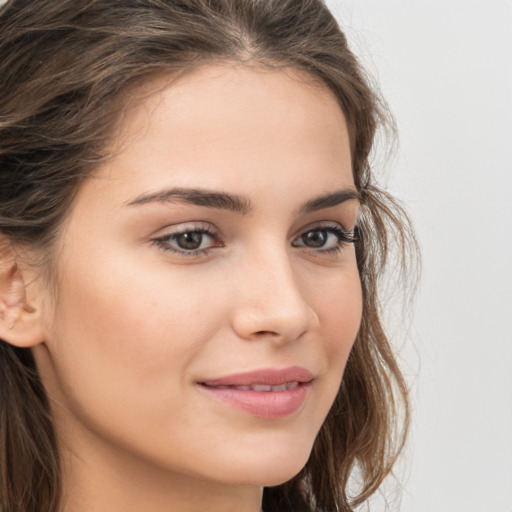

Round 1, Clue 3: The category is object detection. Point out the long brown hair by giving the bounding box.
[0,1,417,511]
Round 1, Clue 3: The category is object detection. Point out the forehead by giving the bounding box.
[83,63,353,211]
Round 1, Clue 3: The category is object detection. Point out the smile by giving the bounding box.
[198,367,313,419]
[204,381,300,392]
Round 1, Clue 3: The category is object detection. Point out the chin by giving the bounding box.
[216,444,312,488]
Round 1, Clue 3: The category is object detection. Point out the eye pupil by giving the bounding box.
[177,232,203,250]
[302,230,327,247]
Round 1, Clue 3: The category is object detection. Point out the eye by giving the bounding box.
[174,231,207,250]
[151,226,221,256]
[292,225,357,253]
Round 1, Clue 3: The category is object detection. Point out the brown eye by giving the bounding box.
[153,227,220,255]
[292,225,357,252]
[301,230,328,247]
[176,231,204,250]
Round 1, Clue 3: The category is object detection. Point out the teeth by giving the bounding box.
[234,382,299,392]
[206,382,301,392]
[251,384,272,392]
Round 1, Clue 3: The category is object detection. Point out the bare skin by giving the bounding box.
[0,63,362,512]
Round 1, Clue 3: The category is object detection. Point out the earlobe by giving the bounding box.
[0,250,46,348]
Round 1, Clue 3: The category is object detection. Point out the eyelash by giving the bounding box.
[151,224,358,258]
[151,226,221,257]
[292,225,358,256]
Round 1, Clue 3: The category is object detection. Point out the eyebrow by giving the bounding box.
[125,186,359,214]
[300,189,360,214]
[126,187,251,214]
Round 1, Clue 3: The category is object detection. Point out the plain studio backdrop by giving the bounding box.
[1,1,511,511]
[325,1,512,511]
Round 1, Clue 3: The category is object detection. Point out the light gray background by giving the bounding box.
[1,0,510,510]
[326,1,512,511]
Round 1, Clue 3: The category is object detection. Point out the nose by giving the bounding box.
[230,247,319,344]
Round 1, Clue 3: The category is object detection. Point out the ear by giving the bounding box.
[0,246,46,348]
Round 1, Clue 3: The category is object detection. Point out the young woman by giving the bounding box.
[0,1,415,511]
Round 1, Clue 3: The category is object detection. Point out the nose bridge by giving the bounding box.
[231,241,317,342]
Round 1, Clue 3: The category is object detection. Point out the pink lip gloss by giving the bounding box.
[198,366,313,419]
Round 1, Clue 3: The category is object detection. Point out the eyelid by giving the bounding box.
[150,222,222,256]
[149,220,357,259]
[292,222,358,252]
[151,221,217,238]
[293,220,356,238]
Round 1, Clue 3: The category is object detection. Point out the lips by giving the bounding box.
[200,366,314,387]
[211,382,300,392]
[198,366,313,419]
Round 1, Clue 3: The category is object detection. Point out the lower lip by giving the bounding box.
[199,383,311,419]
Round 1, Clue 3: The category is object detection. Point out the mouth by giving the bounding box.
[198,366,313,419]
[202,381,301,392]
[199,366,314,387]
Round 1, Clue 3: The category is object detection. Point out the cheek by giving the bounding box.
[38,255,230,457]
[57,248,219,346]
[42,249,235,417]
[311,263,363,412]
[315,265,362,357]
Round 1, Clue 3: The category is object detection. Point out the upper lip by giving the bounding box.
[200,366,314,387]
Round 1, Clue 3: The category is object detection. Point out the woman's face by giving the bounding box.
[34,64,362,491]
